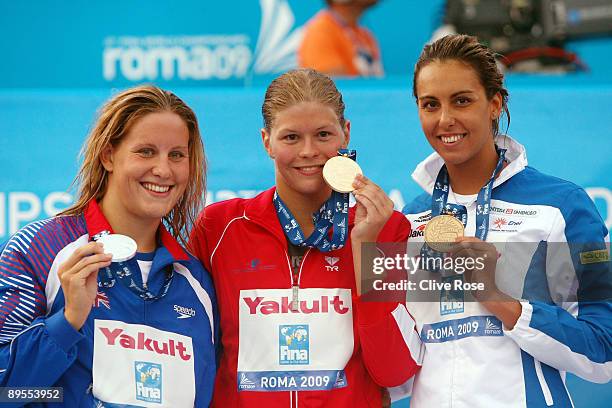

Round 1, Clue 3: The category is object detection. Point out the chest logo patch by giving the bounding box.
[325,256,340,271]
[279,325,309,365]
[135,361,162,403]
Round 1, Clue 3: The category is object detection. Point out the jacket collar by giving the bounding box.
[411,135,528,195]
[244,187,356,244]
[83,200,189,261]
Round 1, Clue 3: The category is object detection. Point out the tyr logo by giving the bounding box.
[325,256,340,271]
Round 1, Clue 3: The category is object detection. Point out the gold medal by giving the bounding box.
[322,156,363,193]
[424,215,465,252]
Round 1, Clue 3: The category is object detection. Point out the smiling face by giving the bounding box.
[100,111,190,229]
[262,101,350,205]
[415,59,501,169]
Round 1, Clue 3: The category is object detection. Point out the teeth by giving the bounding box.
[440,134,465,143]
[299,166,319,171]
[143,183,170,193]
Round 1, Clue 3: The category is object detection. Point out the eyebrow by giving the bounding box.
[278,124,335,133]
[419,90,475,100]
[133,143,188,150]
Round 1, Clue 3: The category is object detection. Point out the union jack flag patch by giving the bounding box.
[93,290,111,309]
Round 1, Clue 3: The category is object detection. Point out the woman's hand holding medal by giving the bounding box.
[351,174,395,243]
[322,155,393,243]
[59,242,112,330]
[322,155,394,296]
[448,236,499,300]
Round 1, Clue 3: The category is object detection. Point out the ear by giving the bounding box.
[342,120,351,148]
[100,145,115,172]
[490,93,503,121]
[261,128,274,159]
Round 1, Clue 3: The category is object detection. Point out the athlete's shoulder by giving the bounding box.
[402,192,432,216]
[0,214,87,283]
[499,166,588,208]
[500,166,607,237]
[176,251,214,286]
[196,197,251,229]
[2,215,86,259]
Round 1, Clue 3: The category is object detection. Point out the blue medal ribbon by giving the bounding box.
[99,260,174,301]
[274,149,355,252]
[422,149,507,271]
[94,232,174,301]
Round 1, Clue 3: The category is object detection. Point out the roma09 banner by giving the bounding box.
[0,0,435,88]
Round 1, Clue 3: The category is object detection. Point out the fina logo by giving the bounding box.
[135,361,162,404]
[279,325,309,365]
[325,256,340,271]
[102,0,303,82]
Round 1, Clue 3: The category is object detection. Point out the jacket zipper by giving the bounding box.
[283,248,311,408]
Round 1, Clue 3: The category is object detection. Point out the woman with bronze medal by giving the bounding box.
[402,35,612,406]
[189,69,421,407]
[0,86,217,406]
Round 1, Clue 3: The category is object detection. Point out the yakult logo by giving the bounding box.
[98,327,192,361]
[243,295,350,315]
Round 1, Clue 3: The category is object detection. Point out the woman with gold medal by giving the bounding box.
[189,69,421,407]
[401,34,612,407]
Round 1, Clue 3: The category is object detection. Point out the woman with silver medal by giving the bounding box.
[0,85,217,407]
[400,35,612,407]
[188,69,421,407]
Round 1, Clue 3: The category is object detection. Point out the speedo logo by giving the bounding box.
[174,304,196,319]
[243,296,350,315]
[98,327,192,361]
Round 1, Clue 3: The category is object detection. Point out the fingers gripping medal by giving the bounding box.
[424,215,465,252]
[97,234,137,262]
[323,156,363,193]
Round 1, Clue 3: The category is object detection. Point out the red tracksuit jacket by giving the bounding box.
[189,188,420,407]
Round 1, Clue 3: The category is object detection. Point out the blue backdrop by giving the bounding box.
[0,1,610,406]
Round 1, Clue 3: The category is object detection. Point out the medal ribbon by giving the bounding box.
[422,149,506,272]
[431,148,506,241]
[274,149,355,253]
[94,232,174,301]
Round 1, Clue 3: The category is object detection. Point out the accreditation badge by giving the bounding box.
[92,320,195,407]
[439,275,464,316]
[237,288,353,392]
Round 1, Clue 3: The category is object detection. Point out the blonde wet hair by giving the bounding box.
[60,84,206,246]
[262,68,346,131]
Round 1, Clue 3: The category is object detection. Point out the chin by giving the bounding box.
[139,202,175,220]
[298,181,330,197]
[435,150,469,167]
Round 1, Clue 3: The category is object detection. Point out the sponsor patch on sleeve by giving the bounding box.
[580,250,610,265]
